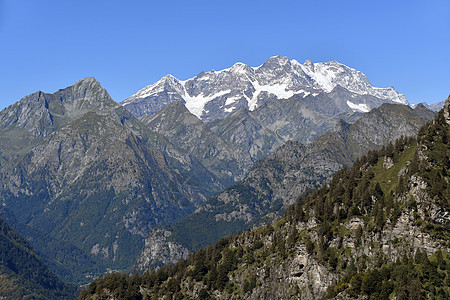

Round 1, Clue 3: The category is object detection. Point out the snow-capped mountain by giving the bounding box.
[122,56,408,120]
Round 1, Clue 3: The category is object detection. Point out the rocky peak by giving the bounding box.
[0,77,117,143]
[54,77,116,109]
[229,62,252,74]
[259,55,290,67]
[303,59,314,71]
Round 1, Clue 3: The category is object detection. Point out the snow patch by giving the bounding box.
[224,106,236,113]
[225,95,242,106]
[184,90,231,118]
[301,63,337,92]
[248,81,295,111]
[347,101,370,113]
[296,89,311,98]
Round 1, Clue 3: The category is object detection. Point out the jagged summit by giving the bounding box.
[0,78,118,157]
[121,56,409,120]
[303,58,314,69]
[74,76,99,85]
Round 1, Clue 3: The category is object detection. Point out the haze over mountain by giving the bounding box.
[0,216,78,298]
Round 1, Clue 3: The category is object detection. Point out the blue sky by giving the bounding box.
[0,0,449,110]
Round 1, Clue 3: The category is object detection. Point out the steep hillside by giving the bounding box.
[135,103,434,270]
[139,89,376,185]
[206,87,364,160]
[0,78,222,283]
[79,96,449,299]
[0,216,78,299]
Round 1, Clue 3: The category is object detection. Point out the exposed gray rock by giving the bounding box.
[135,229,189,270]
[140,101,252,185]
[444,95,450,125]
[122,56,408,121]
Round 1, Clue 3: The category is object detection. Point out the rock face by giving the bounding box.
[140,101,253,186]
[443,95,450,124]
[122,56,408,121]
[140,87,398,184]
[135,103,434,271]
[0,78,117,160]
[134,229,190,270]
[0,78,222,283]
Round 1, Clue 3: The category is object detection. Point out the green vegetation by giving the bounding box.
[416,109,450,210]
[0,217,79,299]
[326,251,450,299]
[79,99,450,299]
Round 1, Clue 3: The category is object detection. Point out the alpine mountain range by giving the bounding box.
[0,55,447,299]
[122,56,408,121]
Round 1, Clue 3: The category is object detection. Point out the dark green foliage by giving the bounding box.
[0,217,78,299]
[79,236,236,299]
[243,274,257,293]
[416,110,450,210]
[198,288,211,299]
[305,235,315,255]
[327,251,449,299]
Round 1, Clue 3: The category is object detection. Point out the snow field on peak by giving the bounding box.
[123,75,182,104]
[248,81,296,111]
[347,101,370,113]
[301,64,336,93]
[184,90,231,118]
[123,56,409,118]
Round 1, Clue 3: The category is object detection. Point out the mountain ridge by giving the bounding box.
[0,78,223,284]
[122,56,408,121]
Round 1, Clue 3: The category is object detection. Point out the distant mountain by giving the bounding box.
[80,97,450,300]
[0,78,222,283]
[127,56,410,185]
[140,85,410,184]
[412,100,446,112]
[0,216,78,299]
[122,56,408,121]
[135,103,435,270]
